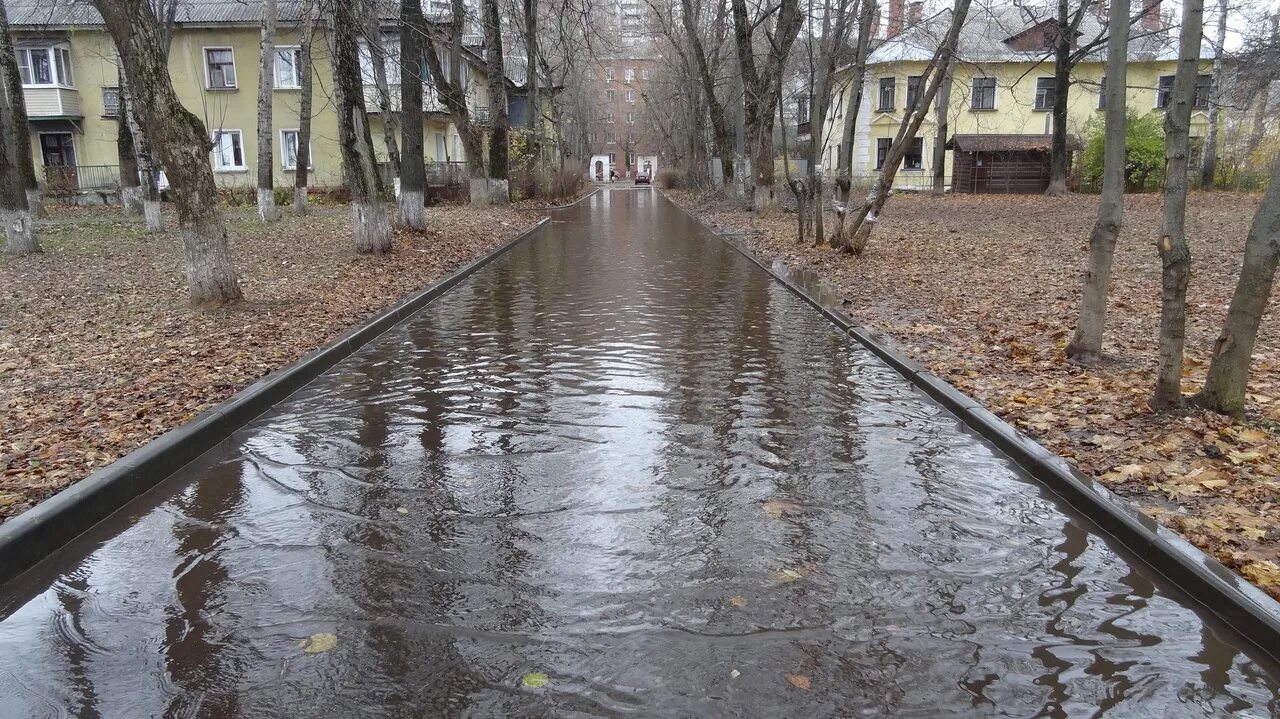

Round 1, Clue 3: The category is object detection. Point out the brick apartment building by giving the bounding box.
[586,56,661,180]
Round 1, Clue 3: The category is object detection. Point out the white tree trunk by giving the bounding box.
[256,0,279,222]
[2,210,37,254]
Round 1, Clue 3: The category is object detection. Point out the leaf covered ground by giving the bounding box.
[668,188,1280,600]
[0,203,544,521]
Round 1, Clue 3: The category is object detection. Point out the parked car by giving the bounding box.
[635,172,651,185]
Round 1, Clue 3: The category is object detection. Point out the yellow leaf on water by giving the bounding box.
[521,672,550,688]
[772,568,804,583]
[396,506,409,515]
[299,633,337,654]
[730,595,748,608]
[762,499,799,518]
[784,673,812,690]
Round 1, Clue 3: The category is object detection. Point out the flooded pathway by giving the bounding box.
[2,190,1278,717]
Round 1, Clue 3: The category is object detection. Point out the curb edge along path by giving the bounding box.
[0,198,593,587]
[657,188,1280,668]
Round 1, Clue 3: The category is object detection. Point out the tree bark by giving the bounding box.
[93,0,243,305]
[0,1,44,219]
[1044,0,1074,196]
[1152,0,1205,409]
[116,69,144,215]
[1191,157,1280,415]
[294,0,315,214]
[523,0,540,163]
[1066,0,1129,366]
[122,77,164,232]
[0,37,37,254]
[931,55,953,195]
[398,0,427,228]
[681,0,734,186]
[479,0,510,206]
[256,0,280,222]
[333,0,392,253]
[422,0,486,202]
[1199,0,1227,189]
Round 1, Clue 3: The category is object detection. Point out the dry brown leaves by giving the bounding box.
[669,188,1280,601]
[0,202,544,521]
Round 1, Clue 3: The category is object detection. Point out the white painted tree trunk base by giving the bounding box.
[2,209,38,254]
[24,189,47,219]
[293,187,308,215]
[353,200,392,254]
[121,186,145,215]
[470,178,510,207]
[753,182,775,212]
[179,217,243,306]
[393,177,401,198]
[257,188,280,222]
[144,200,164,233]
[398,190,426,228]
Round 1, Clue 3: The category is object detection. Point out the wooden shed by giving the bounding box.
[947,134,1082,194]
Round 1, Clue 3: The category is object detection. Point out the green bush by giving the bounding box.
[1082,110,1166,192]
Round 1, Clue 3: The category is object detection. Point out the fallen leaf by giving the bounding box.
[299,633,337,654]
[521,672,550,688]
[784,673,811,690]
[730,595,748,608]
[762,499,799,518]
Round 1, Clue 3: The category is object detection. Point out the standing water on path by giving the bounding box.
[2,190,1278,717]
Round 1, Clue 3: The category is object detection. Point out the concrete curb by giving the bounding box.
[0,215,552,587]
[662,191,1280,665]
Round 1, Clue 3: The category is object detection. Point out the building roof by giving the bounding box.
[946,133,1083,152]
[5,0,317,27]
[861,2,1215,69]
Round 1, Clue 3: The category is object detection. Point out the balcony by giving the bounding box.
[43,165,120,194]
[796,120,811,140]
[363,84,450,115]
[23,86,82,119]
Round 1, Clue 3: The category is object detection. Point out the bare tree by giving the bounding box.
[802,0,857,246]
[294,0,316,214]
[731,0,806,211]
[1199,0,1228,188]
[835,0,875,204]
[365,0,401,183]
[93,0,244,305]
[1152,0,1205,409]
[1044,0,1096,196]
[480,0,511,206]
[0,1,37,255]
[839,0,972,253]
[1191,156,1280,414]
[116,68,144,214]
[930,55,954,195]
[681,0,735,186]
[333,0,392,253]
[0,0,43,219]
[256,0,280,222]
[1065,0,1130,365]
[421,0,487,202]
[398,0,427,227]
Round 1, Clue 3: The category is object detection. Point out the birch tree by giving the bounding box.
[800,0,857,246]
[1152,0,1206,409]
[838,0,971,253]
[0,22,37,254]
[479,0,511,206]
[364,2,401,186]
[1199,0,1228,188]
[333,0,392,253]
[256,0,280,222]
[92,0,244,306]
[730,0,806,211]
[1191,156,1280,415]
[0,0,44,219]
[1065,0,1130,365]
[398,0,428,227]
[116,71,144,214]
[294,0,316,214]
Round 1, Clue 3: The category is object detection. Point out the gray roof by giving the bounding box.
[864,2,1212,68]
[4,0,444,27]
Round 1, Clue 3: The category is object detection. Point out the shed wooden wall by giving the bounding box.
[951,150,1051,194]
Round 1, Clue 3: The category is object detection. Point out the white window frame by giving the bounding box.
[606,89,615,101]
[1034,76,1055,111]
[274,46,303,89]
[626,89,635,103]
[971,76,997,111]
[211,129,246,171]
[605,111,615,123]
[279,129,312,170]
[204,46,238,90]
[627,111,635,124]
[625,67,636,83]
[604,67,614,82]
[18,46,74,88]
[1156,74,1174,109]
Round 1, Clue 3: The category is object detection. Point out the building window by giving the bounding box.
[878,77,896,110]
[627,111,635,124]
[275,46,303,88]
[1156,75,1174,108]
[605,111,615,123]
[1034,76,1055,110]
[205,48,237,89]
[604,67,614,82]
[906,75,922,108]
[796,94,810,119]
[1194,73,1211,107]
[904,137,924,170]
[876,138,891,169]
[606,131,616,144]
[971,77,995,110]
[280,129,312,170]
[625,67,635,82]
[641,67,651,80]
[17,47,73,87]
[606,89,615,101]
[211,129,245,171]
[102,86,121,116]
[607,152,616,164]
[626,89,636,102]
